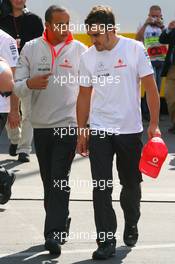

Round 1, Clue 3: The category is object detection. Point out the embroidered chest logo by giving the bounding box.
[114,59,127,68]
[41,56,48,63]
[59,59,73,68]
[38,56,51,72]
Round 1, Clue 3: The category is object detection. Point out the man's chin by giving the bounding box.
[61,35,69,41]
[95,45,104,51]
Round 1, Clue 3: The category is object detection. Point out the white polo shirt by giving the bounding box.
[0,29,18,113]
[79,36,154,134]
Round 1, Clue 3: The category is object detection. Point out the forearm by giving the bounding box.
[14,79,31,98]
[136,24,147,41]
[13,44,32,97]
[142,74,160,125]
[10,92,19,112]
[76,90,91,130]
[146,87,160,125]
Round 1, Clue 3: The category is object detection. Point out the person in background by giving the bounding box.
[0,0,11,18]
[0,58,16,206]
[136,5,167,121]
[0,28,19,136]
[159,20,175,134]
[0,0,44,162]
[0,58,14,94]
[0,31,19,205]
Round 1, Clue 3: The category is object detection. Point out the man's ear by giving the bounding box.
[107,30,115,38]
[45,21,50,30]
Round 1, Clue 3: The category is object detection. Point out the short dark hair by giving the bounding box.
[85,5,115,27]
[45,5,67,23]
[149,5,161,12]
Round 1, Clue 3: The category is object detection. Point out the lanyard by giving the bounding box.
[12,14,23,38]
[43,31,73,71]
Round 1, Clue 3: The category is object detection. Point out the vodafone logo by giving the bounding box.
[114,58,127,68]
[152,157,159,164]
[147,157,159,167]
[118,59,123,65]
[59,58,73,68]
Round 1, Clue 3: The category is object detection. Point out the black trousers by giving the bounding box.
[34,128,77,238]
[0,113,8,136]
[89,132,143,241]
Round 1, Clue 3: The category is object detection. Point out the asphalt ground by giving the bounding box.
[0,115,175,264]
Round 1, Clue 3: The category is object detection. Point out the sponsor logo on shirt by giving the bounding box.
[114,59,127,68]
[41,56,48,63]
[97,73,110,78]
[38,67,51,72]
[38,57,51,72]
[98,62,105,70]
[9,42,18,60]
[59,59,73,68]
[12,56,18,62]
[96,62,109,73]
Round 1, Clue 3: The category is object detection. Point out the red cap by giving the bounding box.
[139,137,168,178]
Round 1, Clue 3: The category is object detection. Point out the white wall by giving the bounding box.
[27,0,175,32]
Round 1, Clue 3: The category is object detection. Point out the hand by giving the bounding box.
[77,133,89,157]
[168,20,175,29]
[145,16,154,25]
[26,73,52,90]
[7,111,21,129]
[147,123,161,139]
[155,18,164,28]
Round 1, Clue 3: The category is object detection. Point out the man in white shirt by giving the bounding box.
[0,58,14,93]
[77,5,161,260]
[0,57,14,133]
[0,58,16,205]
[0,30,18,206]
[0,29,19,135]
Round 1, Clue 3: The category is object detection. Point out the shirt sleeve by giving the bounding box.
[0,63,8,74]
[1,37,19,67]
[14,43,32,98]
[136,42,154,78]
[78,42,88,55]
[79,54,92,87]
